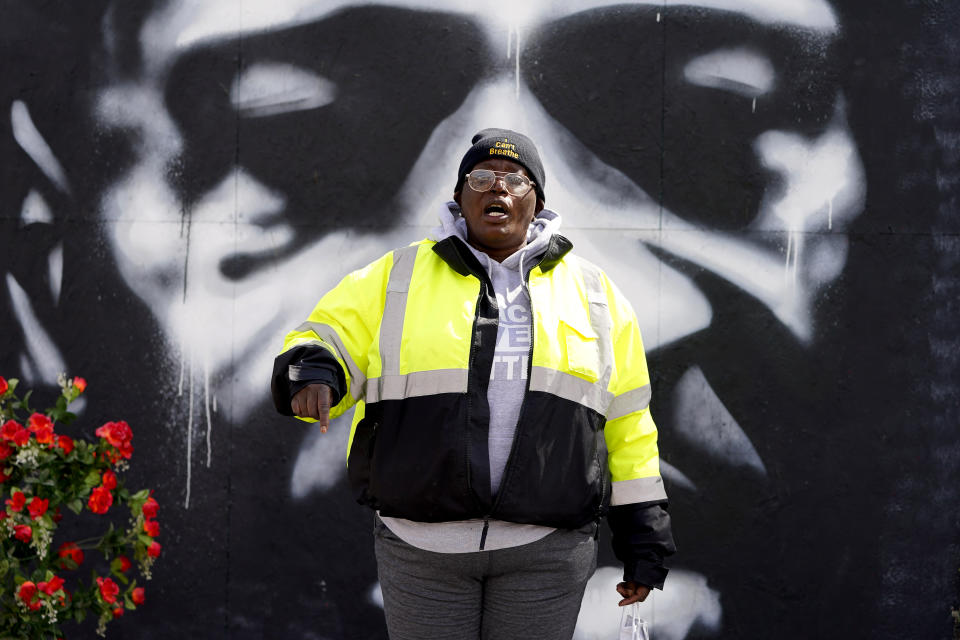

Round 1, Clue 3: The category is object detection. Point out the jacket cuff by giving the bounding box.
[289,363,343,406]
[607,501,676,590]
[271,345,346,415]
[622,557,670,590]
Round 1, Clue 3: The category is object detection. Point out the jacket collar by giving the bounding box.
[431,233,573,279]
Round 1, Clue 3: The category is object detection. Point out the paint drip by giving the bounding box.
[513,26,521,99]
[784,229,802,287]
[178,342,215,508]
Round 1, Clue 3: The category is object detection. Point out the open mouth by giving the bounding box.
[484,202,508,218]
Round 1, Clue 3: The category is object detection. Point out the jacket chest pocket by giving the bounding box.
[560,318,601,383]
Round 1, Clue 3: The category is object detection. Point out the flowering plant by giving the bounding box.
[0,374,161,638]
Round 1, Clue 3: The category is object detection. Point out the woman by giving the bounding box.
[272,129,675,639]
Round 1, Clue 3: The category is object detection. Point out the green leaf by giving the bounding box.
[138,534,153,546]
[67,498,83,514]
[83,469,100,488]
[131,489,150,501]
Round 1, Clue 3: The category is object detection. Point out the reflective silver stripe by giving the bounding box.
[607,385,652,421]
[288,364,313,382]
[365,369,469,403]
[577,260,614,401]
[293,323,366,401]
[610,476,668,506]
[379,245,420,377]
[528,366,613,416]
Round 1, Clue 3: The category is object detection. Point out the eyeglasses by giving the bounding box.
[464,170,535,197]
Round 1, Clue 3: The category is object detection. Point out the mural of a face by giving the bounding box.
[88,0,864,637]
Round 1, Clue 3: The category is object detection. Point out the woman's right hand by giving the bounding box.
[291,383,333,432]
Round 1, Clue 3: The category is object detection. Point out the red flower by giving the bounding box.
[57,435,74,454]
[95,421,133,459]
[97,577,120,604]
[28,412,52,431]
[144,519,160,537]
[113,607,124,618]
[13,523,32,543]
[1,420,21,440]
[0,469,8,484]
[147,541,162,558]
[142,496,159,520]
[38,575,65,595]
[12,428,29,447]
[0,509,7,519]
[58,542,84,569]
[27,496,49,520]
[101,470,117,490]
[18,581,41,611]
[6,491,26,512]
[132,587,145,605]
[0,442,11,460]
[2,420,30,446]
[88,486,113,514]
[73,376,87,394]
[116,555,132,572]
[27,413,55,444]
[0,376,7,395]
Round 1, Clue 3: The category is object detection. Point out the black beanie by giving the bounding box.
[455,128,546,203]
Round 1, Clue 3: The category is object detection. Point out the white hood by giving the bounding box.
[428,200,563,276]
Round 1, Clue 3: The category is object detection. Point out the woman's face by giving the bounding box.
[455,158,542,258]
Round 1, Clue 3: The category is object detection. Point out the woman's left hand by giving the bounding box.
[616,581,651,606]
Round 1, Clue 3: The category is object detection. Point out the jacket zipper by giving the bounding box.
[465,274,495,523]
[479,518,490,551]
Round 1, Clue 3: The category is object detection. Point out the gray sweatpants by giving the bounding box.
[374,516,598,640]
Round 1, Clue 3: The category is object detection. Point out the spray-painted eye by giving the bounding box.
[683,47,775,98]
[230,63,337,118]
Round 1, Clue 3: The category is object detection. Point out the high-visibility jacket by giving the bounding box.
[275,234,667,530]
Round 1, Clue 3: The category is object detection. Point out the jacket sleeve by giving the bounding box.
[271,345,346,415]
[271,250,394,422]
[602,272,676,589]
[608,502,675,588]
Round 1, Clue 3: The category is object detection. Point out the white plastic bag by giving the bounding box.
[618,602,650,640]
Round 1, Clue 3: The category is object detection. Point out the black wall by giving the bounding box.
[1,1,958,638]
